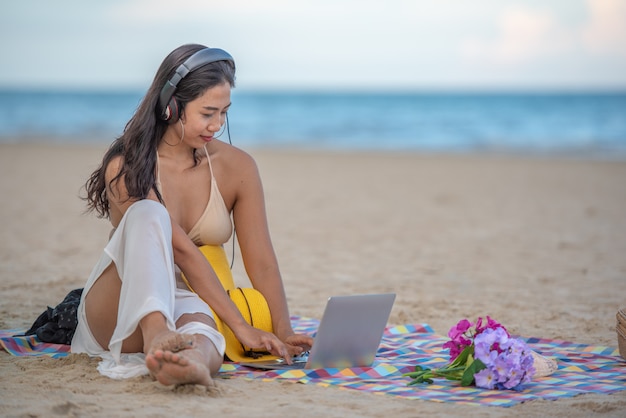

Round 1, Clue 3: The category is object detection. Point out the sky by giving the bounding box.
[1,0,625,91]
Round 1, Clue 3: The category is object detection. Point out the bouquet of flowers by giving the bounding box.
[404,316,536,391]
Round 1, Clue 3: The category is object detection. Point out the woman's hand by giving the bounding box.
[235,326,293,364]
[283,334,314,355]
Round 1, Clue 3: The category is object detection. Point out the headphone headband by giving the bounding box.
[157,47,235,122]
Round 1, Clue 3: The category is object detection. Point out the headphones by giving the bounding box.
[156,47,235,124]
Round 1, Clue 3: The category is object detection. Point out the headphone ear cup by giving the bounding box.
[163,97,180,124]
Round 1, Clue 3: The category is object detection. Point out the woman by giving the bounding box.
[71,44,313,387]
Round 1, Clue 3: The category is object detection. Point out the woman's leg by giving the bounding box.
[80,200,223,386]
[146,313,224,386]
[83,261,191,355]
[82,200,181,356]
[83,262,145,352]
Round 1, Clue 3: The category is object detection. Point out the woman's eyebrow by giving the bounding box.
[202,103,232,111]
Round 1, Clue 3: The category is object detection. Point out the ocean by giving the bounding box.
[1,89,625,157]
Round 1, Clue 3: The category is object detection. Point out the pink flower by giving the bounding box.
[445,319,474,361]
[448,319,473,340]
[443,339,470,360]
[475,316,509,337]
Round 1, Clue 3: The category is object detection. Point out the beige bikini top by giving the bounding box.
[156,144,233,246]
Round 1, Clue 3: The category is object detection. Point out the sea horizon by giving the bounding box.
[1,88,625,158]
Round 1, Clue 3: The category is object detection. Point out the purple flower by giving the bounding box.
[471,326,535,391]
[521,367,534,385]
[474,368,497,389]
[502,367,524,389]
[493,355,511,382]
[475,328,497,346]
[474,339,497,365]
[521,352,534,369]
[474,327,508,356]
[507,339,526,357]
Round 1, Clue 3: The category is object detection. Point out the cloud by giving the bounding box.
[461,0,626,68]
[460,7,572,66]
[582,0,626,55]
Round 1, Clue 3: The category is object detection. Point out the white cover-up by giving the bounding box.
[71,200,225,379]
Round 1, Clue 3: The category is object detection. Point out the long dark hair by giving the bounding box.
[84,44,236,218]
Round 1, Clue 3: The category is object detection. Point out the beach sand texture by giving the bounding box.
[1,143,625,417]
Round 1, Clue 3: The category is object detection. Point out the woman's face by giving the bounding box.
[181,82,232,147]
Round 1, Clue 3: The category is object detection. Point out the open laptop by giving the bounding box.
[240,293,396,370]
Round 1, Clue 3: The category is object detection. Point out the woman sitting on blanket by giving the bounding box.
[71,43,313,387]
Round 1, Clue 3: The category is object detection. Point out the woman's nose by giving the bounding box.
[208,114,225,132]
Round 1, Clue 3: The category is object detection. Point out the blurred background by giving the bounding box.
[1,0,625,156]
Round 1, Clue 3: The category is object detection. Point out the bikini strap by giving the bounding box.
[203,144,216,179]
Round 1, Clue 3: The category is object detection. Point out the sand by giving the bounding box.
[1,142,625,417]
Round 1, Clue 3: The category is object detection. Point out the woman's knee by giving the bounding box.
[176,312,218,330]
[126,200,169,225]
[124,200,171,237]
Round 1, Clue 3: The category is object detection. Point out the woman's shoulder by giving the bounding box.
[213,140,258,172]
[104,154,124,181]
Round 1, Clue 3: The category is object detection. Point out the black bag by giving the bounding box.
[21,288,84,345]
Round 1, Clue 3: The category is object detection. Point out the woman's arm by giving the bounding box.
[171,222,292,357]
[231,152,313,349]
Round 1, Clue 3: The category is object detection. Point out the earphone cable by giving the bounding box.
[230,227,236,270]
[226,113,232,145]
[227,112,235,269]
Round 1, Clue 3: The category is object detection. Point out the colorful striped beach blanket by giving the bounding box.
[2,317,624,407]
[0,329,70,358]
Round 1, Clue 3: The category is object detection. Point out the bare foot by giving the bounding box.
[149,331,195,353]
[145,331,213,387]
